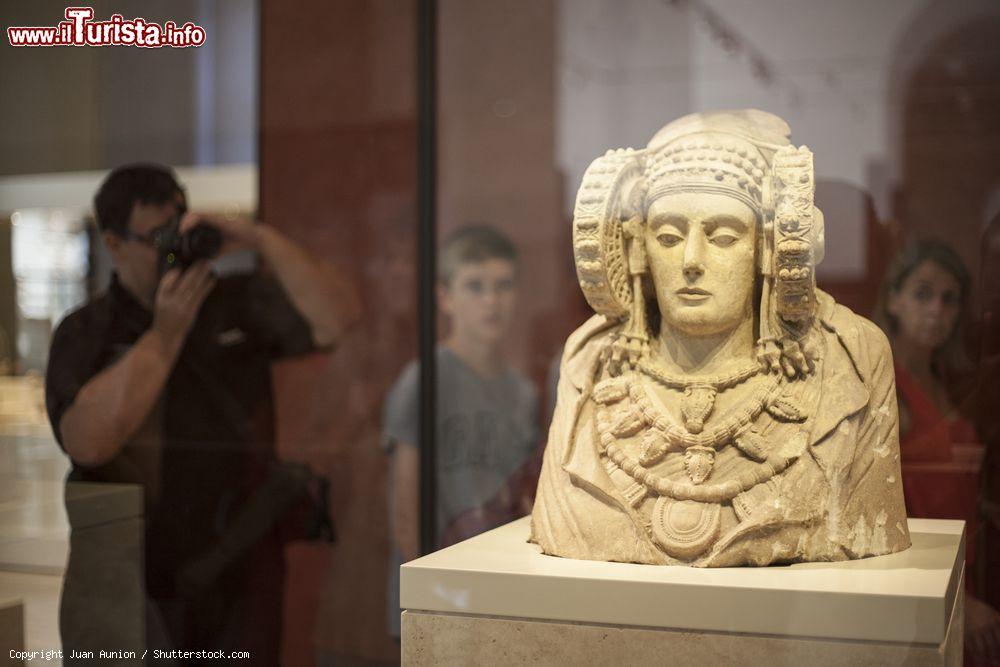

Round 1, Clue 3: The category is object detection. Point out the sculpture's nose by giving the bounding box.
[683,260,704,281]
[683,235,706,281]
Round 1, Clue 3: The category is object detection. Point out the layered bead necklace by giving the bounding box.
[592,352,808,503]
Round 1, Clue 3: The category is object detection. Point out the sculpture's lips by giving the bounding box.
[676,287,710,297]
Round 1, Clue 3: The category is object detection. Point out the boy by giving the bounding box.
[382,225,539,637]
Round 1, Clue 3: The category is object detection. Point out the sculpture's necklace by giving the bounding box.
[628,376,779,457]
[602,437,801,504]
[636,359,763,433]
[591,371,810,562]
[637,359,763,391]
[593,370,807,490]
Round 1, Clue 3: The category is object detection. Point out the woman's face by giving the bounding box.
[644,192,757,337]
[887,259,962,351]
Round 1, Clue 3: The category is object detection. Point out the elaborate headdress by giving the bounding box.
[572,110,825,376]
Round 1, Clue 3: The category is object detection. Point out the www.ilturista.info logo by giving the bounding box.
[7,7,206,48]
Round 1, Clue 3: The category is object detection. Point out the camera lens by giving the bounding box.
[184,224,223,260]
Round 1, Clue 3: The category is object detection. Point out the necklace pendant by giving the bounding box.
[765,392,808,422]
[684,446,715,484]
[640,429,668,466]
[610,403,646,438]
[651,497,721,560]
[734,428,768,462]
[681,385,717,433]
[593,377,628,405]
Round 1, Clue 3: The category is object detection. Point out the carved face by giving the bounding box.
[644,192,757,337]
[887,259,961,351]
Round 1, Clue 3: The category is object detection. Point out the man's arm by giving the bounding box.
[58,265,215,467]
[181,214,360,348]
[256,225,360,348]
[391,441,420,562]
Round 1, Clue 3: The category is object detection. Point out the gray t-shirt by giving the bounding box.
[382,346,539,635]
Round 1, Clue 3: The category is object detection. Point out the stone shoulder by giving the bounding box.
[820,293,894,388]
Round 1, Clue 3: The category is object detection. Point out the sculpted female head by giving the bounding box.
[572,109,824,376]
[637,121,772,345]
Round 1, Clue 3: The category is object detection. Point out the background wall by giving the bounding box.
[556,0,694,204]
[0,0,256,175]
[259,0,417,663]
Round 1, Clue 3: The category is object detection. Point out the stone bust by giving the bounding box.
[530,110,911,567]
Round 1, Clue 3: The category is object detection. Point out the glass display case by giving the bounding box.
[1,0,998,664]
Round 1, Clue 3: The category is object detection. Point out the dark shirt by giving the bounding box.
[45,272,317,599]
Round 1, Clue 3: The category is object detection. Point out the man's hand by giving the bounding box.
[58,262,216,469]
[151,262,216,354]
[179,212,261,256]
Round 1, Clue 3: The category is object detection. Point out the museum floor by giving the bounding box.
[0,375,68,663]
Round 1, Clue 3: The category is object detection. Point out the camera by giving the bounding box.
[153,217,222,273]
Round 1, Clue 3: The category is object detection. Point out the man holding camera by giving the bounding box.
[45,164,359,661]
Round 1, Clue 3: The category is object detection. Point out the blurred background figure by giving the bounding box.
[876,238,1000,662]
[45,163,358,662]
[879,239,976,464]
[381,225,541,639]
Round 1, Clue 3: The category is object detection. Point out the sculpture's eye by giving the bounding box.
[709,233,739,247]
[656,232,684,248]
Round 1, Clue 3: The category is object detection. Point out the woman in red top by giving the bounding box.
[879,239,998,662]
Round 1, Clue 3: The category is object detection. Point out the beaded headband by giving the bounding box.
[643,133,768,217]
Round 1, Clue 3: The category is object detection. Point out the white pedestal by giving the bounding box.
[401,516,964,666]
